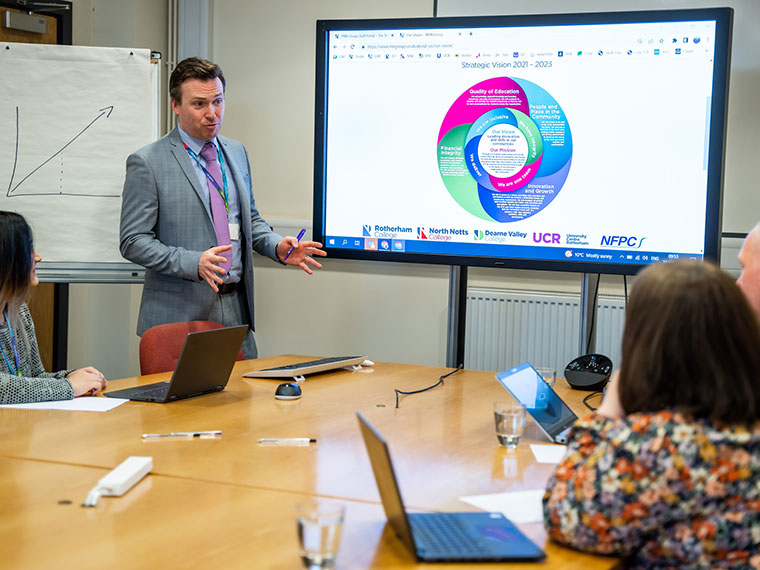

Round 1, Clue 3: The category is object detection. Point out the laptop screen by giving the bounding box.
[164,325,247,400]
[356,412,418,553]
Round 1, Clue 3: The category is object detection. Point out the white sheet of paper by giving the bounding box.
[0,44,153,263]
[530,443,568,464]
[460,489,545,523]
[0,397,128,412]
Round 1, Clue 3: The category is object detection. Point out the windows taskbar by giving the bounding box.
[324,235,701,265]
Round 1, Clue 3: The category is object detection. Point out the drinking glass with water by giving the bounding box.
[296,499,345,569]
[493,402,527,447]
[535,367,556,389]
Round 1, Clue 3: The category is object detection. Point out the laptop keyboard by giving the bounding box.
[133,386,169,399]
[258,356,364,371]
[409,513,482,556]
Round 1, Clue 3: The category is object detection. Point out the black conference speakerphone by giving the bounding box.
[564,354,613,391]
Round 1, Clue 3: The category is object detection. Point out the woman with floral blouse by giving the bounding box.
[543,260,760,569]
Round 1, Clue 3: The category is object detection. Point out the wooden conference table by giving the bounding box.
[0,357,621,569]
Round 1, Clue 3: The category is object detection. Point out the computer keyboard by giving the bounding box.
[410,513,483,556]
[243,355,367,379]
[132,386,170,399]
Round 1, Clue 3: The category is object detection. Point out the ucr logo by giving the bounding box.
[533,232,560,244]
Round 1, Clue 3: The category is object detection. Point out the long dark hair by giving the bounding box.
[619,260,760,424]
[0,211,35,340]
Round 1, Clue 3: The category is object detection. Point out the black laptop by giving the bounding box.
[356,412,545,562]
[105,325,247,403]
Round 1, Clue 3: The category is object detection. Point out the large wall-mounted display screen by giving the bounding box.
[314,8,732,274]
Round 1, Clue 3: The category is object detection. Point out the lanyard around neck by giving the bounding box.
[1,312,21,376]
[183,142,229,213]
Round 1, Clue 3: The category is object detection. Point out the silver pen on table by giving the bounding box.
[142,430,222,439]
[258,438,316,444]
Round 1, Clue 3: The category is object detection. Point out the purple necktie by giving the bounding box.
[200,142,231,273]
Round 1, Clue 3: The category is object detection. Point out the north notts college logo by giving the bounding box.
[425,227,463,241]
[600,235,647,249]
[362,224,372,237]
[417,227,428,239]
[474,230,485,241]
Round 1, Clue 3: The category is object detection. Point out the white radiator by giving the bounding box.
[464,288,625,375]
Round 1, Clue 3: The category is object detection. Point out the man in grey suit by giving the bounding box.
[120,57,325,358]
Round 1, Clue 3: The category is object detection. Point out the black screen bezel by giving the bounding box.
[313,8,733,276]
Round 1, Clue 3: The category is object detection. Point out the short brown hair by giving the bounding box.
[619,260,760,424]
[169,57,226,103]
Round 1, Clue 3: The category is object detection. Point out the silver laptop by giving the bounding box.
[356,412,545,562]
[495,362,578,444]
[105,325,247,403]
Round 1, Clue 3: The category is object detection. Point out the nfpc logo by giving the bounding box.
[600,235,647,248]
[473,230,484,241]
[417,227,428,239]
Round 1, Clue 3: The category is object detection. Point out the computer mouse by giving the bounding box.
[274,382,302,400]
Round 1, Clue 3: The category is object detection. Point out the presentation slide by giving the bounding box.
[320,17,721,267]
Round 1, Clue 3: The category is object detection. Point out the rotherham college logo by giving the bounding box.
[417,227,428,239]
[362,224,372,237]
[474,230,484,241]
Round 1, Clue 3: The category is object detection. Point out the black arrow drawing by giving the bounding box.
[6,105,120,197]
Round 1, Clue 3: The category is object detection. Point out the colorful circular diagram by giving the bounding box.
[437,77,572,222]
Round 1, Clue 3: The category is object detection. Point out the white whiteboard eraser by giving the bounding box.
[97,456,152,497]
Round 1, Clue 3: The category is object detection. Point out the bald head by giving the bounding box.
[737,223,760,318]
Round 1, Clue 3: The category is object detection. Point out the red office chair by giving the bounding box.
[139,320,245,375]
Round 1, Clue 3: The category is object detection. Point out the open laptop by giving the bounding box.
[105,325,247,403]
[496,362,578,444]
[356,412,545,562]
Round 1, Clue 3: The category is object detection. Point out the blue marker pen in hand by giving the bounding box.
[284,228,306,261]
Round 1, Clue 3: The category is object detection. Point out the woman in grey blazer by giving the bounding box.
[0,211,107,403]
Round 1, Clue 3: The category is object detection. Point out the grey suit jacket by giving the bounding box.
[119,128,282,336]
